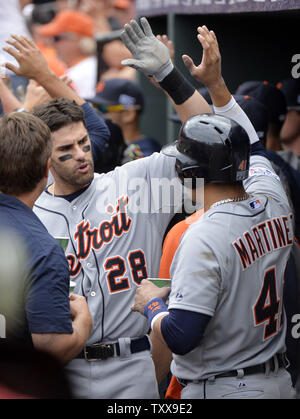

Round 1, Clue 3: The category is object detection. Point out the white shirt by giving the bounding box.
[67,55,98,99]
[0,0,31,67]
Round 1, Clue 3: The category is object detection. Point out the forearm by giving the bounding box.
[213,94,260,145]
[206,77,231,108]
[150,330,172,385]
[149,306,211,356]
[159,68,212,123]
[32,315,90,365]
[151,314,169,352]
[82,102,110,153]
[0,80,22,113]
[35,70,85,106]
[169,89,212,123]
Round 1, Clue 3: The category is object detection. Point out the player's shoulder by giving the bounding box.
[182,198,265,243]
[245,154,291,209]
[34,189,53,214]
[248,155,281,181]
[108,151,176,182]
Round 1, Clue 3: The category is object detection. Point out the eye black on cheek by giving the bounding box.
[59,154,73,162]
[83,145,91,153]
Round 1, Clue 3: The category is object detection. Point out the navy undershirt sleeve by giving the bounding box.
[160,309,211,355]
[250,141,268,159]
[82,102,110,164]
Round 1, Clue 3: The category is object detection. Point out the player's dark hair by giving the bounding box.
[33,97,87,133]
[0,112,52,195]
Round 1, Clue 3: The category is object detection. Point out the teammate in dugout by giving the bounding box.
[126,21,296,398]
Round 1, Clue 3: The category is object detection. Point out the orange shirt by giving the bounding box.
[37,43,67,77]
[159,209,204,279]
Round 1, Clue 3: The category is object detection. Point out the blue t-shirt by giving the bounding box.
[0,194,73,344]
[132,135,161,157]
[122,136,161,164]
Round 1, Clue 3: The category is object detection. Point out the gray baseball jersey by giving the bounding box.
[34,152,180,344]
[168,154,294,381]
[34,152,182,398]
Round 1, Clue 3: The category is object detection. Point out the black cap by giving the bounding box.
[233,94,269,145]
[235,80,286,125]
[87,78,144,110]
[277,78,300,111]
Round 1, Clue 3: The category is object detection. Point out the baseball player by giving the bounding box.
[131,25,296,399]
[3,21,213,398]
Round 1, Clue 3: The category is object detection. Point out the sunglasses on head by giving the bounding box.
[53,34,75,42]
[92,103,142,114]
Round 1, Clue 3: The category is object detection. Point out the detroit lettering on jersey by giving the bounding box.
[233,213,294,270]
[67,196,131,277]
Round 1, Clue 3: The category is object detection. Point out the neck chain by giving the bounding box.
[210,193,249,209]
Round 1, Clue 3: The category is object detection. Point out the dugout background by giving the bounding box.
[137,10,300,147]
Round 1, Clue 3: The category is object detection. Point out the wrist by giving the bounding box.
[213,95,236,113]
[144,297,169,330]
[35,69,57,88]
[159,67,196,105]
[153,59,174,83]
[206,77,232,108]
[206,77,225,90]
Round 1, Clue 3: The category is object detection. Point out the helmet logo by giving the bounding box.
[238,160,247,170]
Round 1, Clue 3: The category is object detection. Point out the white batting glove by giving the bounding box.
[121,17,174,82]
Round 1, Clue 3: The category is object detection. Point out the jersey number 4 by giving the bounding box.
[104,249,148,294]
[253,267,283,340]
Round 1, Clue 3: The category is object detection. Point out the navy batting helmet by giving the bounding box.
[162,113,250,186]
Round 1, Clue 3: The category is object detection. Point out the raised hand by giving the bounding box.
[121,17,173,82]
[182,25,222,88]
[156,34,175,63]
[3,34,52,81]
[22,79,52,112]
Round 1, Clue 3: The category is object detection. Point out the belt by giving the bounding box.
[178,353,290,386]
[76,335,150,361]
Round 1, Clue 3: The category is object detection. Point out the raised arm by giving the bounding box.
[181,25,231,108]
[182,26,260,145]
[3,35,85,106]
[120,17,211,122]
[0,77,22,113]
[3,35,110,154]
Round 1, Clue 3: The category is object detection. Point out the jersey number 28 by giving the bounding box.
[104,249,148,294]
